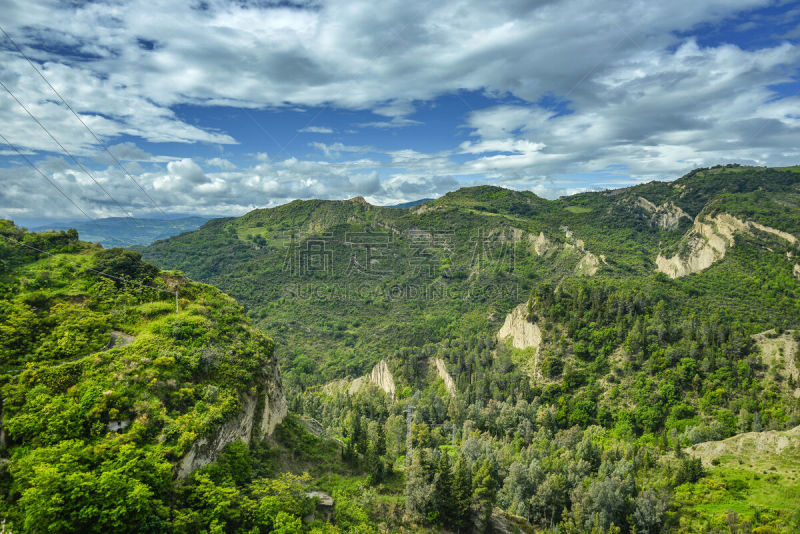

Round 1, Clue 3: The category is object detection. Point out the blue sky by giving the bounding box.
[1,0,799,223]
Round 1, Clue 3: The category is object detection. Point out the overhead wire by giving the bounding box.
[0,77,145,235]
[0,25,185,233]
[0,131,138,247]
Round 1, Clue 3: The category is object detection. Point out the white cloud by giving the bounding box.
[206,157,237,170]
[358,117,423,129]
[2,0,799,216]
[459,139,545,155]
[299,126,334,133]
[1,0,772,150]
[105,142,158,162]
[310,142,372,157]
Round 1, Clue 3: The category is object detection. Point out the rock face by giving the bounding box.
[656,213,797,278]
[368,359,396,400]
[432,357,456,397]
[260,370,288,437]
[178,391,259,479]
[328,359,396,400]
[490,507,536,534]
[750,221,798,245]
[531,232,556,256]
[575,251,601,276]
[497,303,542,351]
[177,365,287,479]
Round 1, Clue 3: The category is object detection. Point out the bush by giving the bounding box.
[674,457,704,485]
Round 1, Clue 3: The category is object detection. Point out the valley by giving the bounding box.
[2,165,800,532]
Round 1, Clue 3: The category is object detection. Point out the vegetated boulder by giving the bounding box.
[304,491,335,523]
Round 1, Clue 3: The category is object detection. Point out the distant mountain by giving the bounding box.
[384,198,435,208]
[31,215,211,247]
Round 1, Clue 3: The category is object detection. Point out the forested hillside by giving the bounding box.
[0,222,385,533]
[139,165,800,533]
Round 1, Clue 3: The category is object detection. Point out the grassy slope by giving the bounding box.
[677,426,800,530]
[0,221,283,531]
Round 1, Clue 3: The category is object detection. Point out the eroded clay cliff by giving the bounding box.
[497,303,542,351]
[656,213,798,278]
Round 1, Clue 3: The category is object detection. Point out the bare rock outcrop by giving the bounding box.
[365,359,396,400]
[497,303,542,351]
[432,357,457,397]
[327,359,396,400]
[750,221,798,245]
[260,371,288,437]
[531,232,556,256]
[178,392,259,479]
[656,213,798,278]
[490,507,536,534]
[575,251,601,276]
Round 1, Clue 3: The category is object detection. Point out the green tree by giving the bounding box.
[404,449,436,523]
[452,455,473,531]
[365,443,385,486]
[434,452,456,526]
[472,458,498,533]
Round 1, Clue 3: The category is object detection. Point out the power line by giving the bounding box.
[0,77,144,234]
[0,131,137,247]
[404,404,415,466]
[1,233,181,313]
[0,25,178,225]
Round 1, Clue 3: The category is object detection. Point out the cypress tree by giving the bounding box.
[452,455,473,531]
[434,452,456,526]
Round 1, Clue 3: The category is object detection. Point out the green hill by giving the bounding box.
[142,165,800,386]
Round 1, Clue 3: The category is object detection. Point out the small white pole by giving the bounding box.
[175,290,179,314]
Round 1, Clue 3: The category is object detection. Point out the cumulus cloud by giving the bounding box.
[152,158,211,191]
[310,142,373,157]
[1,0,799,217]
[1,0,774,145]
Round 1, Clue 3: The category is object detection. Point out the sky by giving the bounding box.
[1,0,799,224]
